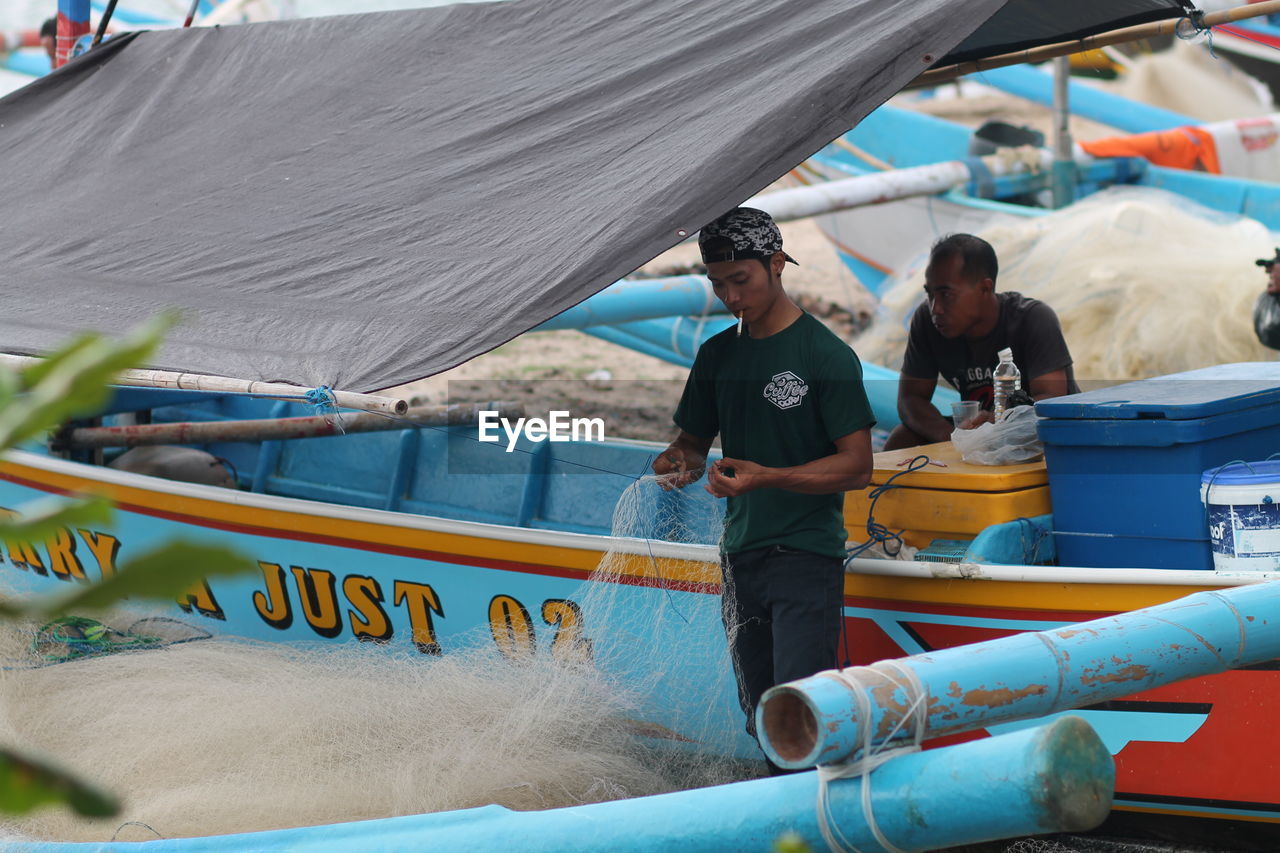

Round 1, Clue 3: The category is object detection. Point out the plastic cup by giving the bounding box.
[951,400,980,429]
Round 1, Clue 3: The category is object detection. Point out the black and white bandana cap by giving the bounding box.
[1257,247,1280,268]
[698,207,799,266]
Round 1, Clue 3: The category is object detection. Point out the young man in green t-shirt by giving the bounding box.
[652,207,875,772]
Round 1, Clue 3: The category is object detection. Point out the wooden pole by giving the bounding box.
[0,354,409,416]
[1050,56,1075,208]
[62,402,525,449]
[913,0,1280,89]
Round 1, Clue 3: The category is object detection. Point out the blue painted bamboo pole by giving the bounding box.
[759,581,1280,769]
[8,717,1111,853]
[606,317,732,359]
[3,52,51,77]
[973,65,1194,133]
[535,277,721,331]
[56,0,91,68]
[579,324,696,367]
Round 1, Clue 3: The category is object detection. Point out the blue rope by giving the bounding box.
[304,385,337,412]
[1173,10,1221,58]
[1014,516,1051,565]
[304,385,345,434]
[845,455,932,562]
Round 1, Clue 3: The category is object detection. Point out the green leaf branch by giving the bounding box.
[0,318,257,818]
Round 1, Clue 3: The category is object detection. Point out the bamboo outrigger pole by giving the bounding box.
[61,401,524,449]
[913,0,1280,89]
[0,354,409,416]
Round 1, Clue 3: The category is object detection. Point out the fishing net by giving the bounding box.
[984,835,1225,853]
[579,474,750,786]
[24,616,211,665]
[1099,41,1275,123]
[854,187,1277,383]
[0,473,751,843]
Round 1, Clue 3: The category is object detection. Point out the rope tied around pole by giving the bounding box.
[1176,9,1217,57]
[304,385,345,434]
[813,660,931,853]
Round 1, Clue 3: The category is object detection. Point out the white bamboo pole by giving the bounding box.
[913,0,1280,89]
[62,401,523,449]
[0,354,408,416]
[746,148,1086,223]
[1050,56,1075,208]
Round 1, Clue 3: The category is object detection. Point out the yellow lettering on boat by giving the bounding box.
[253,561,293,629]
[344,575,392,643]
[7,539,46,575]
[177,580,226,621]
[291,566,342,639]
[393,580,444,655]
[542,598,591,662]
[77,529,120,579]
[45,528,86,582]
[489,594,535,659]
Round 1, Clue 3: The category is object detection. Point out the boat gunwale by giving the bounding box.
[3,450,1271,589]
[1,447,717,562]
[844,556,1277,586]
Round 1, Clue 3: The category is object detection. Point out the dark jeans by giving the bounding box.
[721,545,845,757]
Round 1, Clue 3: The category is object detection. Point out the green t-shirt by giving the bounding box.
[673,312,875,558]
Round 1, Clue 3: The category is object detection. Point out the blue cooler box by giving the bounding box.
[1034,363,1280,569]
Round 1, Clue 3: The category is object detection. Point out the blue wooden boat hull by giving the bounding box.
[0,388,1277,844]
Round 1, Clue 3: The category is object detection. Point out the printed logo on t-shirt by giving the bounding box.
[763,371,809,410]
[948,366,994,409]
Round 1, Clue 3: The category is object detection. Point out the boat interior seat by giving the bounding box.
[137,396,725,542]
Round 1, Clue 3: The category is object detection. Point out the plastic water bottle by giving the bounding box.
[992,347,1021,419]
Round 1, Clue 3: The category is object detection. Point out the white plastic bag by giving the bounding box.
[950,404,1044,466]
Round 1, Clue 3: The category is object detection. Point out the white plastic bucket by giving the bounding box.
[1201,461,1280,572]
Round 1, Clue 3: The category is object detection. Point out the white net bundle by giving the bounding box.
[0,473,748,843]
[996,836,1217,853]
[1100,41,1274,124]
[580,474,752,789]
[854,187,1277,382]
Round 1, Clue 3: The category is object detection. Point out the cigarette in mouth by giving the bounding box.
[736,312,743,336]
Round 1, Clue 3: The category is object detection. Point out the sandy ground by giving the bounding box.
[391,191,878,444]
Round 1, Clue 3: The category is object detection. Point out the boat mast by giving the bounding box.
[54,0,89,68]
[1050,56,1075,209]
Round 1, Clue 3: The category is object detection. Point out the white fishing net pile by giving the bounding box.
[1099,41,1274,123]
[584,474,743,789]
[998,835,1212,853]
[854,187,1277,382]
[0,476,745,843]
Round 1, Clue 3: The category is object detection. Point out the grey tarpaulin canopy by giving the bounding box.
[0,0,1189,392]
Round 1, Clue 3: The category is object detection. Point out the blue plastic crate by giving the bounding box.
[1034,363,1280,570]
[914,539,972,564]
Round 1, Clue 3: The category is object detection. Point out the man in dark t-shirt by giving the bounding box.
[885,233,1079,450]
[652,207,876,772]
[1252,247,1280,350]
